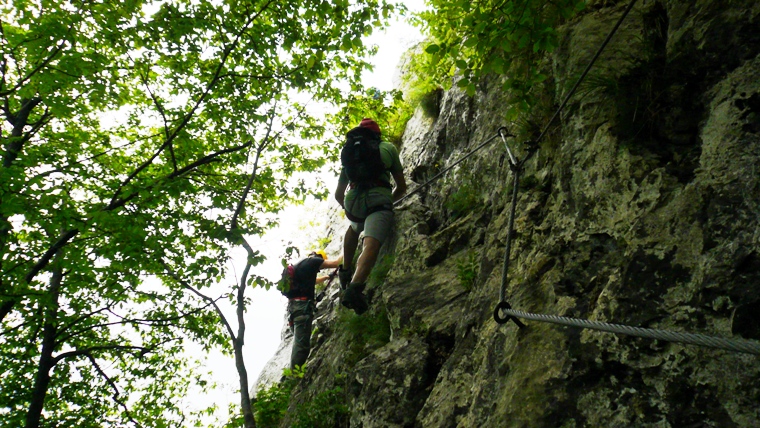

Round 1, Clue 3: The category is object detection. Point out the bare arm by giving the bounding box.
[391,170,407,203]
[335,180,348,208]
[320,257,342,270]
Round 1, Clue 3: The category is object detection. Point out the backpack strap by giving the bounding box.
[349,179,392,190]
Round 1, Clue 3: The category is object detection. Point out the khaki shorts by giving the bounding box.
[350,209,394,244]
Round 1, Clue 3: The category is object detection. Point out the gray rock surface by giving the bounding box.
[256,0,760,426]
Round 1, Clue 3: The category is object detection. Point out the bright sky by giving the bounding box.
[190,2,428,423]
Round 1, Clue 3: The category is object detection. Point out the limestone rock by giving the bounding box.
[256,0,760,426]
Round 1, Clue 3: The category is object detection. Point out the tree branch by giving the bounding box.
[161,261,237,342]
[23,138,252,284]
[55,298,219,345]
[109,301,219,325]
[24,229,79,283]
[229,99,313,230]
[53,344,155,365]
[3,97,43,167]
[53,304,112,342]
[0,42,66,97]
[108,0,277,207]
[230,106,277,230]
[133,55,176,172]
[105,139,254,212]
[0,299,15,323]
[85,353,145,428]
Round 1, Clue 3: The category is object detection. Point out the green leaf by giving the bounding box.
[425,43,441,53]
[465,82,476,97]
[462,37,478,48]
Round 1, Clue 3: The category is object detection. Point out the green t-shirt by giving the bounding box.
[339,140,403,217]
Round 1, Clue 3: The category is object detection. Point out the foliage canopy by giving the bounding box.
[0,0,395,426]
[410,0,585,118]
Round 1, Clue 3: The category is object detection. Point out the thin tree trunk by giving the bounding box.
[25,258,63,428]
[235,236,257,428]
[235,336,256,428]
[1,97,42,321]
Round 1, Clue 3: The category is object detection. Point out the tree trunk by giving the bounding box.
[235,337,256,428]
[3,97,41,167]
[25,262,62,428]
[1,97,42,322]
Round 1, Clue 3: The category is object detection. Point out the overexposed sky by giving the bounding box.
[364,1,427,92]
[191,1,428,424]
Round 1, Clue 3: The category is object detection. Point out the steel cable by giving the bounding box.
[497,0,641,309]
[498,307,760,355]
[488,0,759,357]
[394,129,510,206]
[523,0,640,167]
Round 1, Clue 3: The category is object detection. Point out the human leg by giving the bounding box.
[343,210,394,314]
[352,236,381,284]
[352,210,394,283]
[340,223,362,289]
[342,225,360,271]
[342,237,379,316]
[289,301,314,369]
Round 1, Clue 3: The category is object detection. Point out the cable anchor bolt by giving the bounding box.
[494,301,526,328]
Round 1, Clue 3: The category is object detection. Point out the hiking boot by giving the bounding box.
[342,282,368,315]
[340,292,353,310]
[352,294,368,315]
[338,265,353,290]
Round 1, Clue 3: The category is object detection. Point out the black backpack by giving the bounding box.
[340,126,389,189]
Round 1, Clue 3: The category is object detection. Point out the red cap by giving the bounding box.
[359,118,381,135]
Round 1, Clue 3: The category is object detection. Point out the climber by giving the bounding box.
[334,118,407,315]
[279,250,342,369]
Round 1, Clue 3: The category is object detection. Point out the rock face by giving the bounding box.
[257,0,760,426]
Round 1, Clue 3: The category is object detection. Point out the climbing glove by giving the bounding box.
[338,265,353,291]
[341,282,368,315]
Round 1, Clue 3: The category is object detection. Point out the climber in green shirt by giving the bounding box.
[334,118,407,314]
